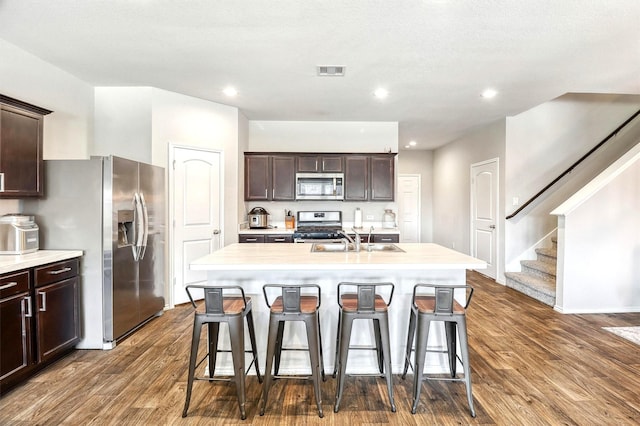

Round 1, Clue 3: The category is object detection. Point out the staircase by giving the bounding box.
[505,238,557,306]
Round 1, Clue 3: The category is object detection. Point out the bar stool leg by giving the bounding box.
[457,316,476,417]
[228,316,247,420]
[305,314,324,418]
[245,308,263,382]
[333,313,354,413]
[373,319,384,374]
[273,321,285,376]
[259,316,280,416]
[317,314,326,381]
[332,312,342,378]
[207,322,220,378]
[444,321,457,377]
[402,308,417,379]
[378,314,396,412]
[411,315,430,414]
[182,317,204,417]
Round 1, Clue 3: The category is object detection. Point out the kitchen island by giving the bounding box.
[190,242,486,375]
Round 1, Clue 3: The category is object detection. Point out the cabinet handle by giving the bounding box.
[316,160,319,171]
[0,172,4,192]
[245,238,258,242]
[0,281,18,290]
[273,238,285,242]
[38,291,46,311]
[380,238,392,242]
[48,267,72,275]
[265,189,268,198]
[23,296,32,318]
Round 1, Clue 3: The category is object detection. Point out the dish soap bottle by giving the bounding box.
[354,208,363,228]
[382,209,396,229]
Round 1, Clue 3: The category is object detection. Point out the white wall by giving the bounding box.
[397,150,433,242]
[249,121,398,153]
[0,39,94,216]
[552,142,640,313]
[93,87,153,163]
[504,93,640,271]
[432,120,506,263]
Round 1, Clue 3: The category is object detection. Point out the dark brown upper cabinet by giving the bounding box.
[0,95,53,198]
[344,154,395,201]
[244,154,296,201]
[297,155,343,173]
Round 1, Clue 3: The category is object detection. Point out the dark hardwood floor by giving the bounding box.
[1,271,639,425]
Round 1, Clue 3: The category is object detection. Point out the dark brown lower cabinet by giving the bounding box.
[0,257,80,396]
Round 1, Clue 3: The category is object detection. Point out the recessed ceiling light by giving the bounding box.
[404,145,411,149]
[409,140,417,146]
[481,88,497,99]
[223,86,238,97]
[374,88,389,99]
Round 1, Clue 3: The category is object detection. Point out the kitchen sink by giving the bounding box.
[310,242,404,253]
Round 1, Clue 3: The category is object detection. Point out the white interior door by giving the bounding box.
[171,146,222,306]
[397,174,421,242]
[470,158,499,279]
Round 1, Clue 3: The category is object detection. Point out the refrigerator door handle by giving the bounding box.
[133,192,144,261]
[138,192,149,260]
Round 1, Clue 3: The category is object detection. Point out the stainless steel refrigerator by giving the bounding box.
[24,156,165,349]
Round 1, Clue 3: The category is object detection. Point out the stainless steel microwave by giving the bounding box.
[295,173,344,200]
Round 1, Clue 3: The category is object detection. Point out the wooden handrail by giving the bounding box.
[506,108,640,220]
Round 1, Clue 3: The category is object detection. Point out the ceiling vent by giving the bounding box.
[317,65,346,76]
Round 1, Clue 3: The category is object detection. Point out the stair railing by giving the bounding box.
[506,108,640,220]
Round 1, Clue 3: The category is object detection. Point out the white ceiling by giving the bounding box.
[1,0,639,150]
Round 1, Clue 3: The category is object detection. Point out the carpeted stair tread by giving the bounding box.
[521,259,556,278]
[505,272,555,306]
[535,247,557,262]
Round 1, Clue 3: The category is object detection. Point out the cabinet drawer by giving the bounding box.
[372,234,399,243]
[35,258,79,287]
[239,234,265,243]
[0,270,30,298]
[265,234,293,243]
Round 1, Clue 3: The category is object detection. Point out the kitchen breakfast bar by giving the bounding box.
[190,242,486,375]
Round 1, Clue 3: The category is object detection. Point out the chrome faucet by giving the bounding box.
[337,229,356,252]
[366,226,374,251]
[350,227,362,252]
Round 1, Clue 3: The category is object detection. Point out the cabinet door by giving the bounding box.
[297,155,320,172]
[0,106,44,198]
[320,156,343,172]
[0,293,33,388]
[35,277,80,364]
[344,156,369,201]
[370,155,395,201]
[244,155,270,201]
[271,156,295,200]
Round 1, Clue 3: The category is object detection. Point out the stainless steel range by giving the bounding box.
[293,211,344,243]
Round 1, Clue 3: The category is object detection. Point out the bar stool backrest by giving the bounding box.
[263,284,321,313]
[413,284,474,315]
[185,284,248,315]
[337,282,395,312]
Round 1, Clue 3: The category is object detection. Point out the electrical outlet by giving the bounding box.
[366,215,374,220]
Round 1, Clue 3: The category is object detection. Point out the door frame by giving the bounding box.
[167,143,224,308]
[469,157,500,281]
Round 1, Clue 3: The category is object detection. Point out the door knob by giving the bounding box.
[489,225,496,229]
[212,229,221,235]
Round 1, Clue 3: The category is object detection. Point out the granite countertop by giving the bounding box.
[191,242,485,271]
[0,250,83,274]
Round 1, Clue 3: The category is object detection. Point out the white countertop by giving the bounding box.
[191,243,485,271]
[0,250,83,274]
[237,227,400,235]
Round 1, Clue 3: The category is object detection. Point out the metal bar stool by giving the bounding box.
[259,284,325,418]
[333,282,396,413]
[401,283,475,416]
[182,285,262,420]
